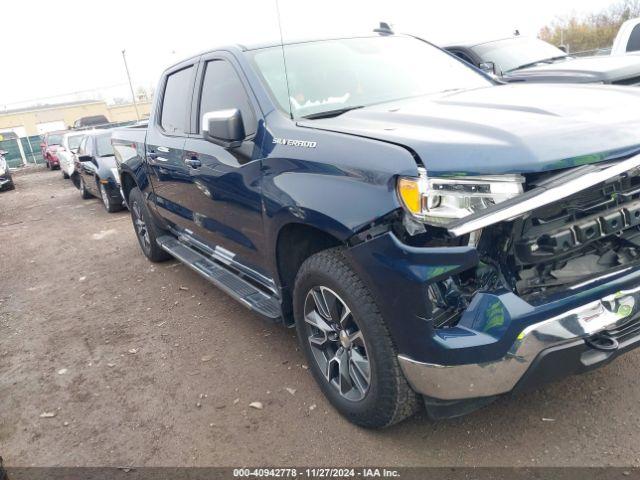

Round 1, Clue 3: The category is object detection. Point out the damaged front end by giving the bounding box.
[394,153,640,324]
[358,152,640,413]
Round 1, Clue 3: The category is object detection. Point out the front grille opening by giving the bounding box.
[488,167,640,300]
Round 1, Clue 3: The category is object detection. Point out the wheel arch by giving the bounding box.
[275,221,344,325]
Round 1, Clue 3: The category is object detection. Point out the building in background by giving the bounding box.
[0,100,151,168]
[0,100,151,138]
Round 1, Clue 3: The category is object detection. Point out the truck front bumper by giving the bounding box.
[347,231,640,404]
[399,285,640,400]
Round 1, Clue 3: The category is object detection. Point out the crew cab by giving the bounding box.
[112,33,640,428]
[446,36,640,85]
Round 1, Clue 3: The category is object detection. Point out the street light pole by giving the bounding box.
[121,49,141,121]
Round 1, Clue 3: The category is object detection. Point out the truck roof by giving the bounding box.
[162,33,400,73]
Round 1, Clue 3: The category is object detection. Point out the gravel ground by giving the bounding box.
[1,167,640,467]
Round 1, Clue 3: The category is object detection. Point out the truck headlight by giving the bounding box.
[0,159,6,176]
[397,168,524,227]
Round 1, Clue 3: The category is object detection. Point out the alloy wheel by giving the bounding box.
[303,286,371,401]
[100,184,110,210]
[132,201,151,251]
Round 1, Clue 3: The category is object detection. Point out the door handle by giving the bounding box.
[184,157,202,168]
[148,151,158,160]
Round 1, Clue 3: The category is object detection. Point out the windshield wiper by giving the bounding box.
[301,105,365,120]
[506,55,568,73]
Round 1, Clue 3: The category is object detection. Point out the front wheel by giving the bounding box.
[99,182,123,213]
[79,176,92,199]
[62,170,70,179]
[293,248,420,428]
[128,187,171,262]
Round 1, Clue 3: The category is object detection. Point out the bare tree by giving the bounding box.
[539,0,640,53]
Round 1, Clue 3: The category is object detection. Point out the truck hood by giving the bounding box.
[297,83,640,176]
[502,55,640,84]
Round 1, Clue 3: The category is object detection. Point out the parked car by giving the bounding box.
[72,115,110,130]
[40,131,67,169]
[612,17,640,55]
[445,36,640,85]
[113,32,640,428]
[73,130,123,212]
[0,150,14,191]
[57,132,85,179]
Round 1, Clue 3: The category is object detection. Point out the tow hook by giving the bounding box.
[585,333,619,352]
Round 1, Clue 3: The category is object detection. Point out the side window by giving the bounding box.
[77,138,86,155]
[199,60,257,136]
[627,24,640,52]
[160,66,194,134]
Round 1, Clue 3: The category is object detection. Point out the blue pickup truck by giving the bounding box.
[112,32,640,428]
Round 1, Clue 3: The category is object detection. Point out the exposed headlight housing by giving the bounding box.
[397,167,524,227]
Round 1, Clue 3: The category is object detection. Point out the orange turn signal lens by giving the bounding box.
[397,177,422,215]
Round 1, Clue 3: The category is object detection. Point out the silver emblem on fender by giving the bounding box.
[273,138,317,148]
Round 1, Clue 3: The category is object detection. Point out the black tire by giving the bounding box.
[79,176,92,199]
[293,248,420,428]
[45,161,50,169]
[62,170,70,179]
[99,181,123,213]
[128,186,171,262]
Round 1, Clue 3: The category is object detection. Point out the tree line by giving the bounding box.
[539,0,640,53]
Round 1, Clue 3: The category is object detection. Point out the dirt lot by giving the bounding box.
[2,167,640,467]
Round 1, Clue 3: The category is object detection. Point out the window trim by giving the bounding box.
[157,63,198,138]
[192,53,260,139]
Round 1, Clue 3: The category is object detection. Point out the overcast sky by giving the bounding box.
[1,0,616,108]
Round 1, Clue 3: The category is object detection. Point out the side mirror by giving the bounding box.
[77,154,93,162]
[479,62,497,75]
[202,109,245,148]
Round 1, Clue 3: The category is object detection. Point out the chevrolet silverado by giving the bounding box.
[112,33,640,428]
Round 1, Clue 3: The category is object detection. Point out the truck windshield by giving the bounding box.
[249,36,492,119]
[471,37,568,73]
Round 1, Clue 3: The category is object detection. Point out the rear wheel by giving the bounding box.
[293,248,420,428]
[99,182,123,213]
[79,176,92,199]
[128,187,171,262]
[62,170,69,179]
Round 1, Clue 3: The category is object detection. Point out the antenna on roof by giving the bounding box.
[374,22,394,35]
[514,29,521,36]
[275,0,294,120]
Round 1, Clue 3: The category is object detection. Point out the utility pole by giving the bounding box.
[121,49,141,121]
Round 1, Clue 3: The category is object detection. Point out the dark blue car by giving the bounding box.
[112,33,640,428]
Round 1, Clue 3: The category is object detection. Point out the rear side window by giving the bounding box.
[628,25,640,52]
[199,60,256,136]
[160,66,194,134]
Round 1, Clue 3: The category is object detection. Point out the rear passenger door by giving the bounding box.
[146,62,197,231]
[182,54,267,276]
